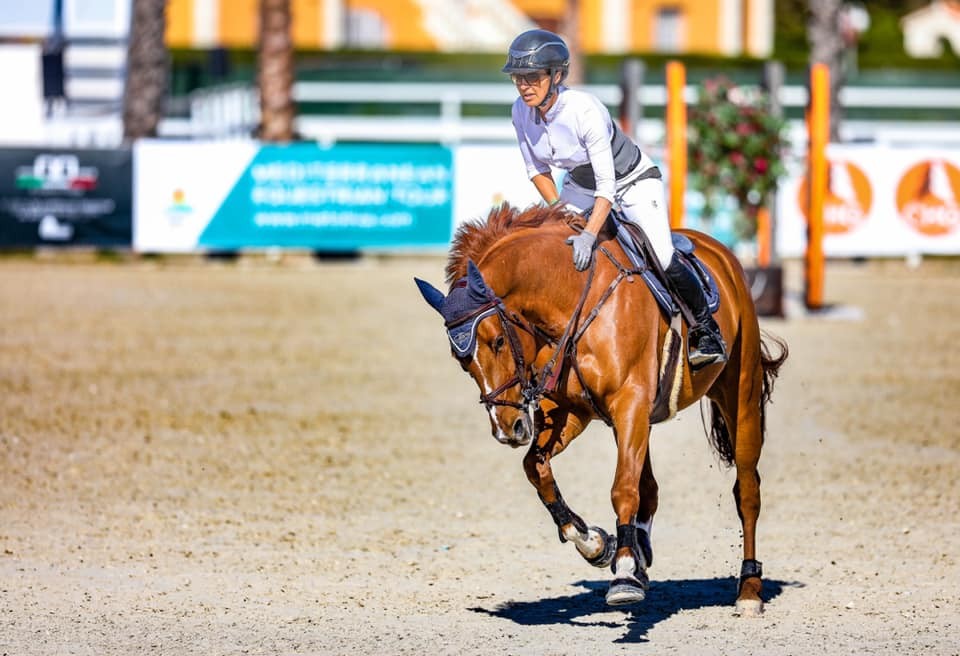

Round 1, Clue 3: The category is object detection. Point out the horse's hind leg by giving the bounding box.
[710,336,766,616]
[522,407,617,568]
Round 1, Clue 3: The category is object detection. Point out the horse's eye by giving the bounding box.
[494,335,506,352]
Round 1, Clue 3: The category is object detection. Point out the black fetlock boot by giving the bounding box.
[664,253,727,368]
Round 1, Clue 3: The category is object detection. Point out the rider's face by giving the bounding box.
[512,70,553,108]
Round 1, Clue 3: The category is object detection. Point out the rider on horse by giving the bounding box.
[503,29,726,367]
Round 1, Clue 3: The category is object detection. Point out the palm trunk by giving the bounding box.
[122,0,168,141]
[258,0,296,141]
[807,0,844,141]
[560,0,584,85]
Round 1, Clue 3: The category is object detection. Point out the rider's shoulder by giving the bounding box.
[510,96,532,121]
[559,87,607,113]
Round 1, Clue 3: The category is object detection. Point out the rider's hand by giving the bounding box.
[565,230,597,271]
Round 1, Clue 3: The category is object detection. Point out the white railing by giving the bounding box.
[35,80,960,147]
[168,80,960,147]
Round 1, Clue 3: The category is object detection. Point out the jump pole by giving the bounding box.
[805,63,829,310]
[665,61,686,230]
[757,207,772,267]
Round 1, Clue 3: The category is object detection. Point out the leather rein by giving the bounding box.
[470,246,641,426]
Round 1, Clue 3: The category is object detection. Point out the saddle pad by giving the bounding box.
[612,217,720,318]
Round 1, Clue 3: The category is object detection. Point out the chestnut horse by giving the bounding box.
[415,203,787,615]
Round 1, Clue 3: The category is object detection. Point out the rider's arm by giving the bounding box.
[579,98,617,236]
[531,172,560,205]
[584,196,612,235]
[511,102,553,183]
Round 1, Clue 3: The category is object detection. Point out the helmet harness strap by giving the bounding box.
[535,68,560,124]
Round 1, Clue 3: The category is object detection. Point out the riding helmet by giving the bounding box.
[501,29,570,81]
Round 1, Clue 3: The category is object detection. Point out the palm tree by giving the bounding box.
[560,0,584,85]
[258,0,296,141]
[122,0,168,140]
[807,0,844,141]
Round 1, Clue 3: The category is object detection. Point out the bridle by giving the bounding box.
[452,249,634,428]
[446,298,541,414]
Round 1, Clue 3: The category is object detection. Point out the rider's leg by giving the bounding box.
[664,253,727,366]
[619,179,726,367]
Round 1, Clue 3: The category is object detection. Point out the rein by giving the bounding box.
[478,246,643,426]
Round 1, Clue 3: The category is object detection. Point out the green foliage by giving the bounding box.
[687,77,790,241]
[772,0,959,70]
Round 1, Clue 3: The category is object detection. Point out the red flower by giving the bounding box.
[755,158,769,173]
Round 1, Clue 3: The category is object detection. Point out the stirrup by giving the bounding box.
[688,327,727,368]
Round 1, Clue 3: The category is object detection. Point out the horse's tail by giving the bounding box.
[706,331,789,467]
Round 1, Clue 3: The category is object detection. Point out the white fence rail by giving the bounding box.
[33,80,960,148]
[169,80,960,147]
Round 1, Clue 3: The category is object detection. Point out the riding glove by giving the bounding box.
[565,230,597,271]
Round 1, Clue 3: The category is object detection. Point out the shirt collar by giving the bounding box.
[536,85,567,124]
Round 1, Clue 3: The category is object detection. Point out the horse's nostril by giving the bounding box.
[513,418,525,437]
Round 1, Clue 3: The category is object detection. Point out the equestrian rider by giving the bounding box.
[503,28,726,367]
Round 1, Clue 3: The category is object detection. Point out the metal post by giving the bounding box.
[762,60,785,264]
[806,63,830,311]
[619,58,644,146]
[665,61,687,230]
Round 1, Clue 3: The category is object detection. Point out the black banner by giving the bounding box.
[0,147,132,248]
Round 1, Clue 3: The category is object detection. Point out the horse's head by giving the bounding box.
[416,261,539,448]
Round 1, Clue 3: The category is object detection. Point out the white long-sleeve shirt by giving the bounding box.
[511,86,652,204]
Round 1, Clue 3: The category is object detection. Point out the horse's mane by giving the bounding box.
[445,203,583,284]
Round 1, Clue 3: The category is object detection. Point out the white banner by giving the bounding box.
[453,144,547,230]
[134,141,258,252]
[776,145,960,257]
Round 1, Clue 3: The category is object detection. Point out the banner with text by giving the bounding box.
[135,141,454,252]
[0,147,132,247]
[776,145,960,257]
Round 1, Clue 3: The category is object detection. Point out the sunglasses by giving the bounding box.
[510,72,548,86]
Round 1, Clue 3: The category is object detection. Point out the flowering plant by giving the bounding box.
[687,76,789,241]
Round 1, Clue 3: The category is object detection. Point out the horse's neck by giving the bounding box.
[491,249,578,339]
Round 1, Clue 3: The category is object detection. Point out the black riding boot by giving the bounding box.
[664,253,727,368]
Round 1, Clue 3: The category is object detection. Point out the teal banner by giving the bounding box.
[199,143,453,250]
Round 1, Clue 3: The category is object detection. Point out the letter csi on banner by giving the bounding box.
[777,145,960,257]
[134,141,454,252]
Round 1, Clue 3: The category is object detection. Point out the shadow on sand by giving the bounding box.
[469,577,800,643]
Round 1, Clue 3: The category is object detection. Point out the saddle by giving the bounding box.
[608,212,720,321]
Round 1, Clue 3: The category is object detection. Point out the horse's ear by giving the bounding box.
[466,260,491,300]
[414,278,446,315]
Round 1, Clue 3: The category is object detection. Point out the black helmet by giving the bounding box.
[502,29,570,81]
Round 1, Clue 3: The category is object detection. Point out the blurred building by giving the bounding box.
[901,0,960,58]
[165,0,774,57]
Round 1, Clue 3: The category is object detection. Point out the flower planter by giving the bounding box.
[743,265,784,318]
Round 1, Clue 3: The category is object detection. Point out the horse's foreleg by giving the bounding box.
[522,409,616,568]
[635,448,658,567]
[606,409,653,606]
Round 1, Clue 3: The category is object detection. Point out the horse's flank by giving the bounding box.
[445,203,583,285]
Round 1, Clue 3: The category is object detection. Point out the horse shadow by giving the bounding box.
[469,577,800,643]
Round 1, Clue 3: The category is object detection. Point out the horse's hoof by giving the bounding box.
[734,598,764,617]
[605,578,647,606]
[581,526,616,569]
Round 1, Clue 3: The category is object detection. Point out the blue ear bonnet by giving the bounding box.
[441,278,497,358]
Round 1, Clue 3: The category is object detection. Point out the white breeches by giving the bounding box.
[559,174,675,270]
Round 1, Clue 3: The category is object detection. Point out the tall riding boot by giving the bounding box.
[664,253,727,368]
